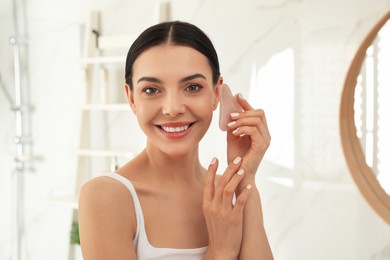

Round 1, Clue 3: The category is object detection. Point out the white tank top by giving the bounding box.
[102,172,208,260]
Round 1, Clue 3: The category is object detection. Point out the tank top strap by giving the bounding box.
[102,172,143,243]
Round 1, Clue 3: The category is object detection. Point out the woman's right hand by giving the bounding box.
[203,156,253,259]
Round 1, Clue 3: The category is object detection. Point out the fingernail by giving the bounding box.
[227,121,236,127]
[246,184,252,190]
[231,112,239,118]
[233,156,241,164]
[232,128,239,135]
[238,93,244,100]
[237,169,245,176]
[210,157,217,165]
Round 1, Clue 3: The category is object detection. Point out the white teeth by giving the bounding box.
[161,125,189,133]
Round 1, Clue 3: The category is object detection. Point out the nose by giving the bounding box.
[162,92,185,117]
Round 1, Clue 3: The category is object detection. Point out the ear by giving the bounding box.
[212,77,223,111]
[125,84,137,114]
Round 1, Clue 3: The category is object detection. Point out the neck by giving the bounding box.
[141,144,205,185]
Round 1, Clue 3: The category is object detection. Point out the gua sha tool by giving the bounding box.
[219,83,242,131]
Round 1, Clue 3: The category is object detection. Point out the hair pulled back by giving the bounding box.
[125,21,220,90]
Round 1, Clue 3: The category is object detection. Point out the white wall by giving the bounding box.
[1,0,390,259]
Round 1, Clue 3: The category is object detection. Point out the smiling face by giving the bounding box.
[126,44,221,157]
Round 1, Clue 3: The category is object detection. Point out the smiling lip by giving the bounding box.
[156,122,195,139]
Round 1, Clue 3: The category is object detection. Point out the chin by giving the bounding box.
[160,143,199,158]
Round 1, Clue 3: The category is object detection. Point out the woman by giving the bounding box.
[78,20,273,260]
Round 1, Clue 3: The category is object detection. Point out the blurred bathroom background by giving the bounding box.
[1,0,390,259]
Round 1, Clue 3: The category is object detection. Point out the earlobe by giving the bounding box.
[125,84,137,114]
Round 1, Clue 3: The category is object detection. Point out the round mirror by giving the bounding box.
[340,10,390,225]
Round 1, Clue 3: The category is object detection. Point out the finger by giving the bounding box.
[231,109,266,124]
[203,157,218,201]
[230,111,271,143]
[233,183,253,214]
[215,156,242,201]
[235,127,270,156]
[226,125,240,143]
[254,109,271,139]
[222,168,245,208]
[258,109,270,137]
[231,109,269,132]
[235,94,254,111]
[232,126,262,143]
[230,119,270,145]
[228,117,263,134]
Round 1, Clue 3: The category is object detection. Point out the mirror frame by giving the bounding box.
[340,10,390,225]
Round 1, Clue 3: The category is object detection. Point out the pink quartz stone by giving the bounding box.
[219,83,242,131]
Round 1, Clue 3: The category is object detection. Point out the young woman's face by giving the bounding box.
[127,44,220,157]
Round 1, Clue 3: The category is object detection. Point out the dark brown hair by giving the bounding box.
[125,21,220,90]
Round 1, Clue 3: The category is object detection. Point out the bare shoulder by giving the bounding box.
[78,176,137,259]
[80,175,132,204]
[80,176,135,212]
[79,175,136,226]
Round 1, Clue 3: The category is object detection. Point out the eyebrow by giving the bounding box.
[136,73,207,84]
[136,76,162,84]
[179,73,207,82]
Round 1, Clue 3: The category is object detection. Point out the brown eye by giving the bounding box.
[142,87,160,95]
[186,84,202,92]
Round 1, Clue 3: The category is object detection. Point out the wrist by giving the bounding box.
[236,175,257,195]
[203,245,238,260]
[204,248,237,260]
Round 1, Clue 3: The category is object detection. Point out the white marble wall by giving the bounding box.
[1,0,390,259]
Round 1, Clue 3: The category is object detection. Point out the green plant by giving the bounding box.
[70,221,80,245]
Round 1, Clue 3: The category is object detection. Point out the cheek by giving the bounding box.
[191,96,214,119]
[134,101,155,122]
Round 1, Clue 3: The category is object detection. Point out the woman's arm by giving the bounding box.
[238,179,273,260]
[78,177,138,260]
[226,95,273,260]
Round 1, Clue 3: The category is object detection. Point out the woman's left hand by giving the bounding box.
[226,94,271,184]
